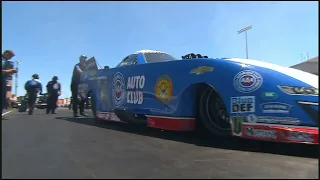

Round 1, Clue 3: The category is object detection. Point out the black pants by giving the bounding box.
[71,83,85,114]
[27,93,37,114]
[47,94,58,114]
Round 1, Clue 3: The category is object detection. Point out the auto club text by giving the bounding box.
[127,75,145,104]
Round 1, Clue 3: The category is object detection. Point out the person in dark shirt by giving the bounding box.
[2,50,18,120]
[25,74,43,115]
[46,76,61,114]
[71,55,87,117]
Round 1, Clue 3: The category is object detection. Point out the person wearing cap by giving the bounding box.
[2,50,18,119]
[25,74,43,115]
[46,76,61,114]
[70,55,88,117]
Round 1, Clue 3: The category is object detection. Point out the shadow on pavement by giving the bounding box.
[56,116,318,159]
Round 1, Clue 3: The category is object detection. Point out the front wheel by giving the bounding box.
[198,87,231,136]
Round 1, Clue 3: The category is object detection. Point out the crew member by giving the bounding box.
[2,50,17,120]
[46,76,61,114]
[25,74,42,115]
[71,55,87,117]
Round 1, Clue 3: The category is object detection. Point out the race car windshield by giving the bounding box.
[144,53,178,63]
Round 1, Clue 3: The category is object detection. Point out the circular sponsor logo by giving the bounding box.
[233,70,263,93]
[246,114,258,123]
[155,75,173,104]
[112,72,126,107]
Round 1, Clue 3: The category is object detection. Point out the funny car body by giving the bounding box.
[79,50,318,145]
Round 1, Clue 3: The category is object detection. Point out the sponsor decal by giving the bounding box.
[245,126,277,140]
[278,86,318,96]
[231,96,255,113]
[88,76,107,81]
[127,75,145,105]
[190,66,214,75]
[287,131,314,143]
[230,116,244,136]
[112,72,126,107]
[241,123,318,144]
[261,92,278,100]
[233,70,263,93]
[260,102,291,113]
[246,114,300,125]
[155,75,173,104]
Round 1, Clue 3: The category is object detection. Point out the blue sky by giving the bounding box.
[2,1,318,97]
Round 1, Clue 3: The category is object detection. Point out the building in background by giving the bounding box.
[57,99,67,107]
[65,98,71,105]
[290,56,318,75]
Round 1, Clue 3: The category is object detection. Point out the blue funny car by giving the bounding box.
[79,50,318,144]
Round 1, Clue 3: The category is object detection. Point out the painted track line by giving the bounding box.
[2,110,14,116]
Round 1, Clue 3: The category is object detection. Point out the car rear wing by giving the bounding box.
[84,57,99,71]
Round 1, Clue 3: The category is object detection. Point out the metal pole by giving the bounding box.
[238,25,252,59]
[245,31,248,59]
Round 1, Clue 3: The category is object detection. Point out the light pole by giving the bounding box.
[238,25,252,59]
[15,61,20,96]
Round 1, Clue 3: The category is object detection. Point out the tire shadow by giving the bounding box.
[55,116,319,159]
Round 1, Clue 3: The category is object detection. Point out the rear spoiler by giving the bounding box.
[84,57,98,71]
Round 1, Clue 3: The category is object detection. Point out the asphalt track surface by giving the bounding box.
[2,108,319,179]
